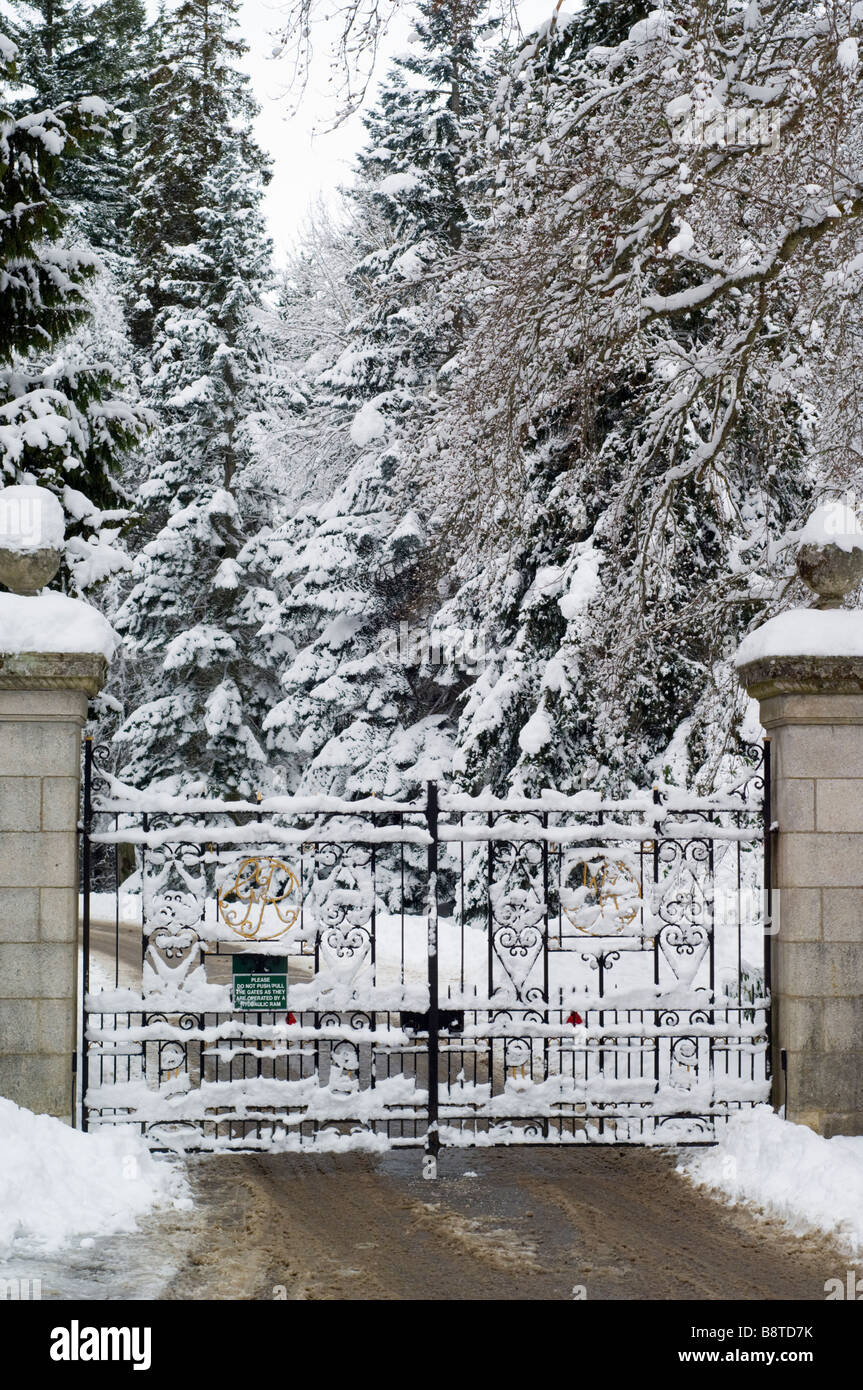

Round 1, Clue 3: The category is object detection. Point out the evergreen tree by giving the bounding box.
[128,0,268,353]
[113,0,281,796]
[421,0,845,794]
[5,0,151,251]
[0,32,148,591]
[262,450,449,796]
[317,0,494,414]
[576,0,652,49]
[113,488,282,795]
[266,0,496,798]
[263,202,372,512]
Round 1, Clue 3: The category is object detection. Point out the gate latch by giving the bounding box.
[401,1010,464,1034]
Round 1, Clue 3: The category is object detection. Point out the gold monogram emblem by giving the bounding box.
[564,859,641,935]
[217,857,300,940]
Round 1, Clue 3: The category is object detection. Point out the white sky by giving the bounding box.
[4,0,570,264]
[238,0,567,264]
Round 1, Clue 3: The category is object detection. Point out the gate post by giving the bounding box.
[736,505,863,1137]
[0,487,112,1123]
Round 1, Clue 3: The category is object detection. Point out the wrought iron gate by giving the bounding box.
[80,743,771,1151]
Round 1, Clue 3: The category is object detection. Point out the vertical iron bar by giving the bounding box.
[113,818,119,989]
[256,794,263,1088]
[597,804,606,1136]
[141,810,149,1117]
[763,738,773,1084]
[708,836,715,1093]
[736,815,743,1083]
[426,781,440,1158]
[652,787,662,1121]
[459,813,465,994]
[80,737,93,1130]
[541,811,549,1138]
[370,841,377,1109]
[486,810,495,1121]
[141,811,149,973]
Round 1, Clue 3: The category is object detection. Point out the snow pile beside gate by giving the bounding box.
[0,1097,190,1255]
[680,1106,863,1256]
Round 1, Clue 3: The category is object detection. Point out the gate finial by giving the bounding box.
[0,484,64,595]
[796,500,863,610]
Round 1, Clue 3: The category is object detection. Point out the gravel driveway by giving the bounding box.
[150,1146,846,1301]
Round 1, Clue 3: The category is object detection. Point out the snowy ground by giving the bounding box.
[0,1096,191,1297]
[4,1144,850,1302]
[2,1100,861,1298]
[680,1106,863,1260]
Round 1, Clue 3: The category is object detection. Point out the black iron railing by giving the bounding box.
[79,741,769,1151]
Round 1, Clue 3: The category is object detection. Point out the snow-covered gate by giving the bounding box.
[80,743,771,1151]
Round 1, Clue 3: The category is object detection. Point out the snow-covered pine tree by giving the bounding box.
[265,0,497,800]
[112,487,283,795]
[0,31,149,592]
[113,0,282,797]
[262,449,449,798]
[266,201,380,512]
[5,0,151,253]
[421,0,848,795]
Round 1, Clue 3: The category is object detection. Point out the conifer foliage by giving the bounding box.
[5,0,151,251]
[420,0,854,794]
[263,0,496,798]
[5,0,862,808]
[0,31,148,592]
[113,0,280,796]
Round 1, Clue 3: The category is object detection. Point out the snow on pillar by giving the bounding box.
[0,487,115,1123]
[736,502,863,1137]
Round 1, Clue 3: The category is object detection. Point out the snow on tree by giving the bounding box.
[113,0,282,796]
[419,0,863,793]
[266,201,387,512]
[0,32,149,594]
[265,0,498,800]
[113,488,282,795]
[261,447,450,797]
[5,0,151,253]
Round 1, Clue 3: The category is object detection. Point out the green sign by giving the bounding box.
[232,954,288,1012]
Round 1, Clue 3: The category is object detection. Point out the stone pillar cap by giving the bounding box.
[0,650,108,695]
[736,608,863,698]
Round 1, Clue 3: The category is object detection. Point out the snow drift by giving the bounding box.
[680,1106,863,1257]
[0,1097,190,1255]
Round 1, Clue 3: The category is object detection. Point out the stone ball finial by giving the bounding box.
[0,485,65,595]
[796,501,863,610]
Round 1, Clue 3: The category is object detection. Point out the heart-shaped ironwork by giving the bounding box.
[319,924,372,985]
[658,922,710,986]
[492,921,543,1000]
[146,923,201,977]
